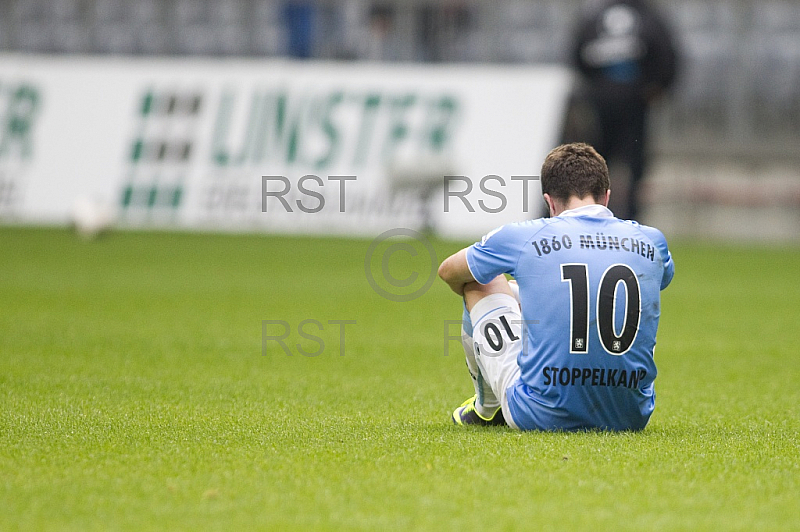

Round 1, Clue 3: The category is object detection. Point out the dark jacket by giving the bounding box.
[572,0,678,104]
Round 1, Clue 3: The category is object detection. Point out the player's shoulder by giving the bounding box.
[478,217,555,246]
[624,219,669,246]
[622,219,673,267]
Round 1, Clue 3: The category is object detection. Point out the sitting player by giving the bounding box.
[438,143,674,431]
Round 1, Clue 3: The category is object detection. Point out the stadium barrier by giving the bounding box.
[0,54,571,239]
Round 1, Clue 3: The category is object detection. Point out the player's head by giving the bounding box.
[541,143,610,205]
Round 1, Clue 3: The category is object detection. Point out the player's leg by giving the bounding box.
[456,302,503,422]
[453,276,522,428]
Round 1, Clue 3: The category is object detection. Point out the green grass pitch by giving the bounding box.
[1,227,799,531]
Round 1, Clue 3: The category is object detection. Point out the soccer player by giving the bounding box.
[438,143,674,431]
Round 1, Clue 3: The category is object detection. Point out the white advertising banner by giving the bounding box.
[0,54,571,239]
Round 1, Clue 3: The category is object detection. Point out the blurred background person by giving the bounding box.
[362,3,399,61]
[283,1,316,59]
[564,0,678,221]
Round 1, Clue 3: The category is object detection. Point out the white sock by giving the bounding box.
[461,320,501,416]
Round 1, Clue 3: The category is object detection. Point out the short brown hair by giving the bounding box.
[540,143,609,203]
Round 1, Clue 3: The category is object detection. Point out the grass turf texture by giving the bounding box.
[1,227,799,531]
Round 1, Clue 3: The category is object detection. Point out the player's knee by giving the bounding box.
[464,276,513,311]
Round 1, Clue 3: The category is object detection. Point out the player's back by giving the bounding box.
[507,208,673,431]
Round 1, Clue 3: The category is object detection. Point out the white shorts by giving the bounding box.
[469,293,524,430]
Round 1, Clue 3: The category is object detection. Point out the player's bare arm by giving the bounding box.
[438,250,515,310]
[437,249,474,296]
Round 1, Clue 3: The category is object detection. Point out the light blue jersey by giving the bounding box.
[466,205,674,431]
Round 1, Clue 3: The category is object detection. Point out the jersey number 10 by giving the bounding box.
[561,264,641,356]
